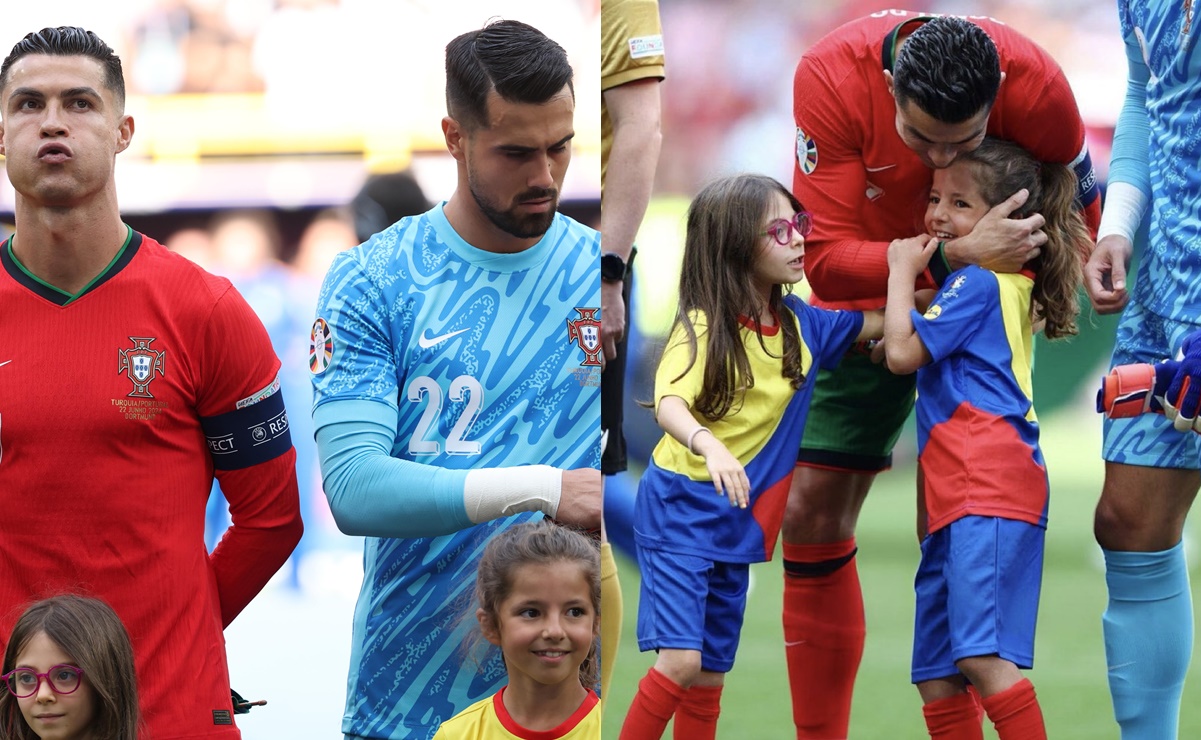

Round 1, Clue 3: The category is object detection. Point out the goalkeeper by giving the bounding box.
[1083,2,1201,735]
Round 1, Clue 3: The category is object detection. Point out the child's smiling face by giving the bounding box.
[925,160,991,240]
[481,560,596,692]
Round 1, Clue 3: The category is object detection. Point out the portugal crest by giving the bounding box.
[567,308,603,367]
[118,337,166,398]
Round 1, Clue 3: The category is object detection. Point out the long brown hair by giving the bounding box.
[0,595,140,740]
[470,522,600,691]
[956,137,1087,339]
[670,174,805,421]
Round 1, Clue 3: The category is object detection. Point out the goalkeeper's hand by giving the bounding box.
[1097,361,1174,417]
[1165,330,1201,433]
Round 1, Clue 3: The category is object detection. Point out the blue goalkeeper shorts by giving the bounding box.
[1103,298,1201,469]
[911,516,1045,683]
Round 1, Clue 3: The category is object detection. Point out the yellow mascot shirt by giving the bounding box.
[433,687,600,740]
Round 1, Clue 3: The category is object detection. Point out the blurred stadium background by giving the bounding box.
[603,1,1200,738]
[4,0,1197,737]
[0,1,597,737]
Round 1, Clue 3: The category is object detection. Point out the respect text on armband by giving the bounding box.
[200,388,292,470]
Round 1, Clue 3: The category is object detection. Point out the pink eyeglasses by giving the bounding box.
[762,211,814,245]
[2,665,85,698]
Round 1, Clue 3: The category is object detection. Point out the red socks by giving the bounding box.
[922,692,984,739]
[965,684,983,721]
[619,669,724,740]
[920,680,1043,740]
[674,684,723,740]
[619,668,686,740]
[981,679,1045,740]
[782,539,866,738]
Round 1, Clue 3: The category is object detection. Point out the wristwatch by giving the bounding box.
[601,252,627,283]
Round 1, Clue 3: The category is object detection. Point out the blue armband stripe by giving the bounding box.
[202,389,292,470]
[1073,146,1100,208]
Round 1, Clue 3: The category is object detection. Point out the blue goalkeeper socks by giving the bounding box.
[1101,542,1193,740]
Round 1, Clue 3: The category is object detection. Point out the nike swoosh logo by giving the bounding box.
[417,328,469,349]
[1107,661,1137,672]
[784,640,807,647]
[0,360,11,367]
[865,164,896,172]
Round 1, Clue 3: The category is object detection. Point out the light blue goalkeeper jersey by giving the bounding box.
[1118,0,1201,320]
[311,203,600,739]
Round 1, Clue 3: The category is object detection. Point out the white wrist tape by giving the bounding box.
[464,465,563,523]
[1097,181,1148,243]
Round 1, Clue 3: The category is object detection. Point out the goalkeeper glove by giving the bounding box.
[1097,361,1174,418]
[1164,329,1201,432]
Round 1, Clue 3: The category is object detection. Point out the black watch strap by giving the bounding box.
[601,252,627,282]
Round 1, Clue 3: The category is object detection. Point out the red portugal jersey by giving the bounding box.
[793,10,1101,311]
[0,230,302,739]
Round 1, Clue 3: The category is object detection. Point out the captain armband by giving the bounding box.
[201,379,292,470]
[464,465,563,523]
[1072,144,1101,209]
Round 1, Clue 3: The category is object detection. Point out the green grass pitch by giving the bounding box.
[602,408,1201,738]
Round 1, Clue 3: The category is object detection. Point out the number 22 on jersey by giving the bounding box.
[406,375,483,456]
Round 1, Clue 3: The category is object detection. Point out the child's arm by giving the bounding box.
[856,310,884,341]
[656,395,749,509]
[884,236,940,375]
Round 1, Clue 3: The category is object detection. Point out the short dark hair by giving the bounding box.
[0,27,125,111]
[445,19,574,130]
[351,170,431,242]
[892,17,1000,123]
